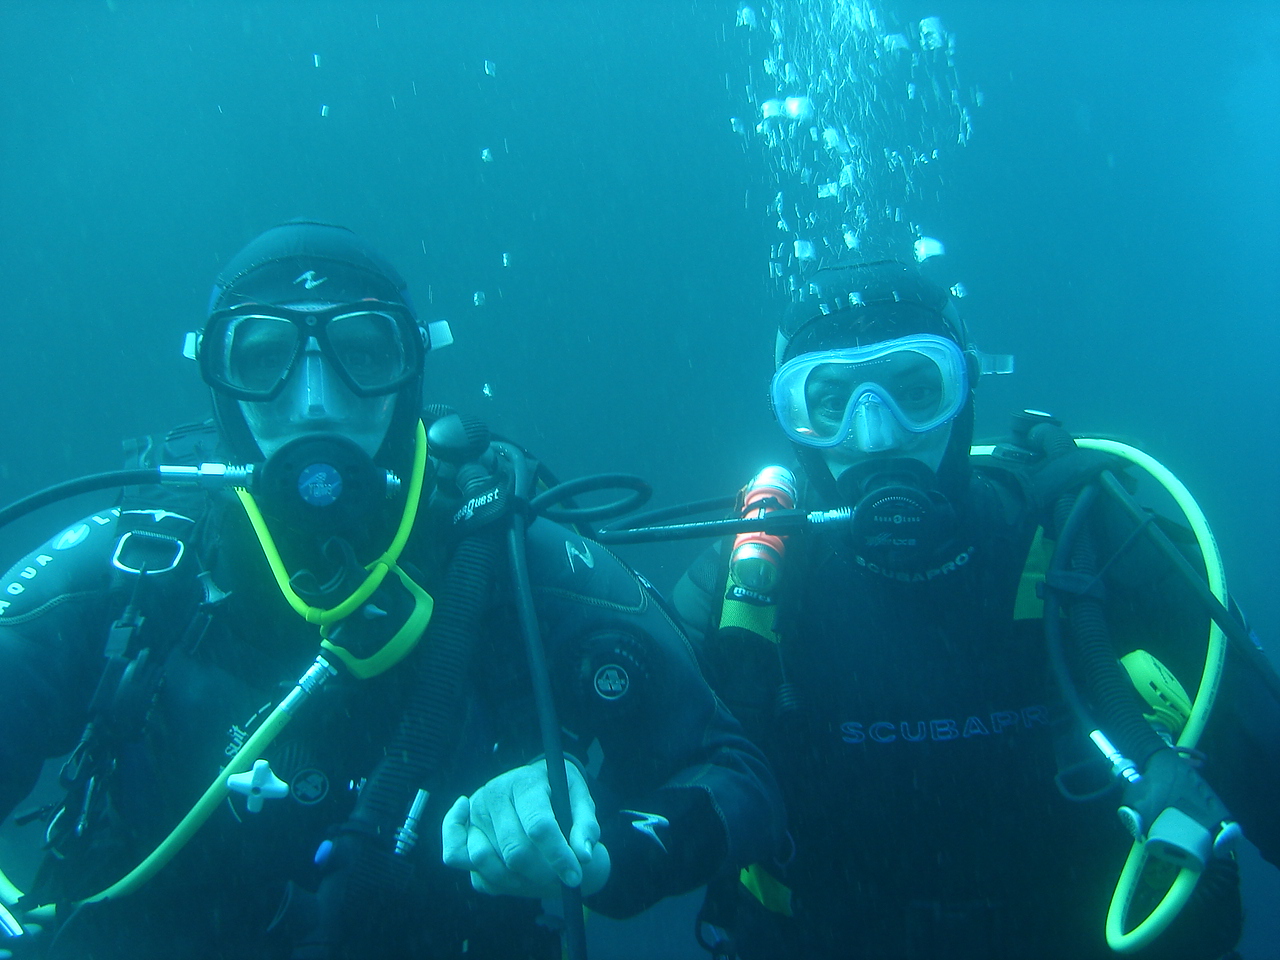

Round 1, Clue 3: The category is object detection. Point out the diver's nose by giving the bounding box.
[851,394,903,453]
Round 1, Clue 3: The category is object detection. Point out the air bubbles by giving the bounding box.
[783,96,814,122]
[913,236,945,261]
[473,291,487,306]
[761,96,816,124]
[761,99,785,120]
[949,282,968,299]
[919,17,946,52]
[736,5,758,29]
[821,127,849,155]
[484,60,497,77]
[794,240,817,261]
[480,148,494,162]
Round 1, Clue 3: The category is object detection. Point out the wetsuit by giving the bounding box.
[0,448,783,959]
[674,462,1280,960]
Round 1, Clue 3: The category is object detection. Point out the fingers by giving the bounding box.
[510,767,583,885]
[466,816,559,897]
[439,760,606,899]
[441,795,472,870]
[565,764,601,861]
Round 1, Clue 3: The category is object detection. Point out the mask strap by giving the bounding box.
[235,419,430,626]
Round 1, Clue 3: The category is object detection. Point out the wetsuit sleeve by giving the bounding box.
[522,520,785,919]
[0,512,122,820]
[670,542,724,646]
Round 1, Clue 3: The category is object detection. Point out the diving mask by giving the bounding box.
[771,334,968,449]
[199,300,423,402]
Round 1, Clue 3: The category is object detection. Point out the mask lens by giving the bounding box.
[773,335,965,448]
[223,316,299,396]
[326,311,410,393]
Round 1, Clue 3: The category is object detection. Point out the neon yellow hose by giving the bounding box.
[81,688,301,904]
[235,420,429,625]
[1075,439,1227,751]
[1073,439,1228,953]
[1,421,432,917]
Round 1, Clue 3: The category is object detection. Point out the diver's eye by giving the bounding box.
[813,392,847,421]
[898,383,940,407]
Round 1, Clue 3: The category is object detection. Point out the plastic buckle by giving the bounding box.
[111,531,185,576]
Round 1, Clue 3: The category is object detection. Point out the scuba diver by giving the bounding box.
[668,259,1280,959]
[0,221,783,960]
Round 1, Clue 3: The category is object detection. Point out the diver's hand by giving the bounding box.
[1118,749,1241,869]
[441,759,610,899]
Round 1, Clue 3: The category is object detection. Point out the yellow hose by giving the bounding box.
[1,421,431,918]
[1073,439,1228,953]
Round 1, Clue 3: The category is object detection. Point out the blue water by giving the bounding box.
[0,2,1275,956]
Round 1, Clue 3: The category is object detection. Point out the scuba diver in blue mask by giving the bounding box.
[665,259,1280,959]
[0,221,783,960]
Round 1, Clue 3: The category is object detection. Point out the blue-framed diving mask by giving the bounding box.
[770,334,969,449]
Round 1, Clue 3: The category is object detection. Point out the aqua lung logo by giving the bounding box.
[855,545,975,583]
[871,511,921,525]
[0,510,118,617]
[621,810,669,852]
[593,664,630,700]
[565,540,595,574]
[291,768,330,805]
[53,523,92,550]
[294,270,328,291]
[298,464,342,506]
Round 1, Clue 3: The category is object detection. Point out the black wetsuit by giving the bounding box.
[0,455,783,959]
[675,462,1280,960]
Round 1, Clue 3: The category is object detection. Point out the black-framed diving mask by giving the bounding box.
[194,300,425,402]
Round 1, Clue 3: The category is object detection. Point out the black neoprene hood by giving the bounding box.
[202,220,426,468]
[778,259,967,365]
[207,220,416,314]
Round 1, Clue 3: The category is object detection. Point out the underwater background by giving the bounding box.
[0,1,1276,956]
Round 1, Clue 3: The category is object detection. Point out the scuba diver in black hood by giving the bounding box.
[0,221,783,960]
[670,259,1280,959]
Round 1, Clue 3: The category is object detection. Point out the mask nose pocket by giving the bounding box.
[851,395,902,453]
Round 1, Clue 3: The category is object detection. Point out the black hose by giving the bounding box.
[1044,484,1102,735]
[1096,471,1280,705]
[596,509,812,545]
[531,474,651,524]
[309,524,505,953]
[350,526,503,835]
[0,469,159,530]
[1057,490,1168,767]
[603,495,737,531]
[507,514,588,960]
